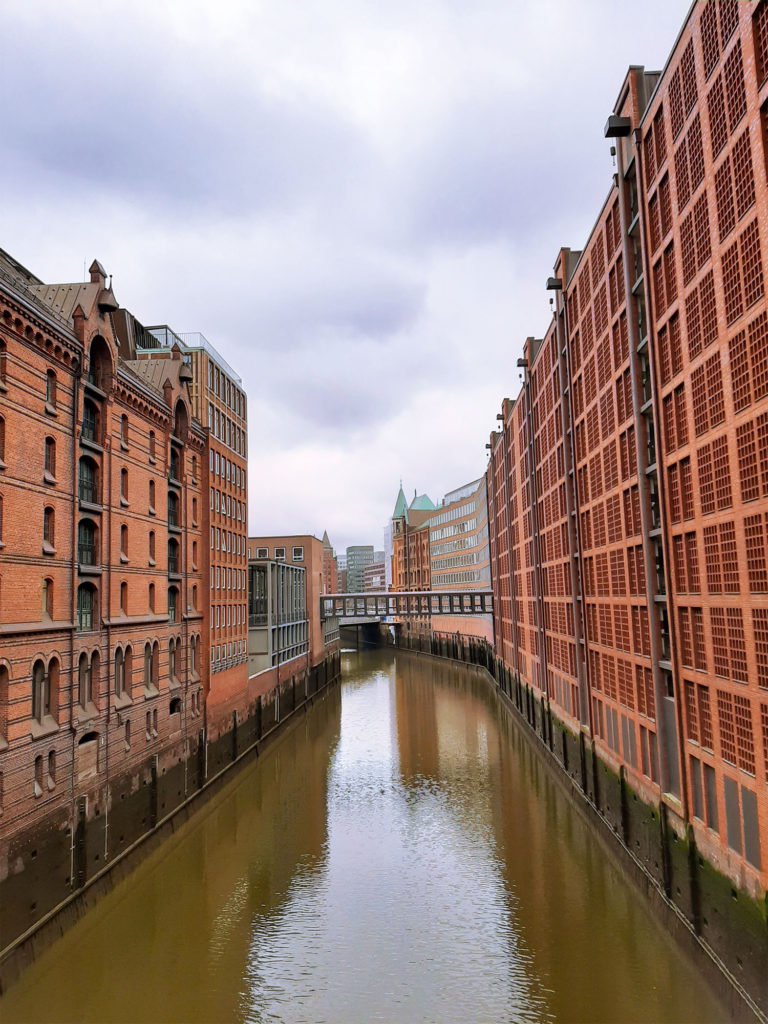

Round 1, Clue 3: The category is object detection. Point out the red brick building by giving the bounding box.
[487,0,768,898]
[0,250,256,955]
[321,530,338,595]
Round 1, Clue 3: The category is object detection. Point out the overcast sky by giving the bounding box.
[1,0,689,553]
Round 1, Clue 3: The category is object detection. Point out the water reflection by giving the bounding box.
[1,650,725,1024]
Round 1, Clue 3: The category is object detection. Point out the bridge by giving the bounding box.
[320,590,493,622]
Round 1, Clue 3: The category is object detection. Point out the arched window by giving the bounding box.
[78,652,91,708]
[48,749,56,787]
[169,697,182,716]
[168,638,176,682]
[190,636,197,678]
[148,479,156,513]
[78,457,98,504]
[149,530,156,564]
[173,400,188,441]
[125,719,131,748]
[120,414,129,448]
[43,506,55,551]
[148,430,156,462]
[148,582,155,612]
[120,524,128,558]
[32,659,49,722]
[169,446,181,482]
[192,497,198,524]
[114,647,125,697]
[192,540,197,569]
[191,455,197,480]
[152,641,160,687]
[42,577,53,619]
[46,369,57,410]
[90,650,100,707]
[168,538,180,574]
[168,491,179,527]
[77,519,97,566]
[44,436,56,481]
[0,340,6,386]
[192,584,198,609]
[87,336,112,390]
[0,415,5,465]
[82,398,99,443]
[143,643,152,688]
[120,468,128,503]
[120,581,128,613]
[168,585,179,623]
[76,583,96,631]
[124,645,133,694]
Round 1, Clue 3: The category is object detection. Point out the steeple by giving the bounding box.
[392,482,408,520]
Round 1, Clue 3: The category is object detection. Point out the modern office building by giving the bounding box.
[345,545,375,593]
[132,323,248,735]
[487,0,768,897]
[429,478,492,641]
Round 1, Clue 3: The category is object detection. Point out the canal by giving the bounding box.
[1,649,726,1023]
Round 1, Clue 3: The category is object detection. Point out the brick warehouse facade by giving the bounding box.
[487,0,768,912]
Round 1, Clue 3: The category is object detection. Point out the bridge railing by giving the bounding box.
[320,590,493,620]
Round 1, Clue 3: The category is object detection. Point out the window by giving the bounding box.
[120,581,128,613]
[82,398,99,443]
[120,414,129,449]
[32,660,50,723]
[0,415,5,466]
[169,638,176,682]
[192,540,197,569]
[43,506,55,552]
[42,577,53,619]
[168,492,179,527]
[148,430,156,462]
[149,530,156,564]
[78,652,91,708]
[76,583,96,631]
[190,635,198,677]
[192,497,198,524]
[168,538,180,574]
[149,582,155,612]
[120,524,128,559]
[45,370,57,411]
[0,340,6,387]
[120,468,128,505]
[44,437,56,482]
[275,547,286,560]
[78,457,98,504]
[257,547,268,558]
[77,519,97,566]
[114,647,125,697]
[292,546,304,561]
[168,586,179,622]
[148,479,156,513]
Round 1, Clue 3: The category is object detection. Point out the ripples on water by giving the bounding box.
[239,661,552,1024]
[1,650,726,1024]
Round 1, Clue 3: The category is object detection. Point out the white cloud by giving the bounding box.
[1,0,689,551]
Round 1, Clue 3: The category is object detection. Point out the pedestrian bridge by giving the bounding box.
[320,590,493,621]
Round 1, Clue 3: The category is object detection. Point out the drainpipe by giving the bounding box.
[69,363,80,889]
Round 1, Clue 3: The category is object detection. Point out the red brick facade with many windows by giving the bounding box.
[0,253,214,949]
[487,1,768,900]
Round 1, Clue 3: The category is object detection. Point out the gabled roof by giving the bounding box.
[409,493,436,512]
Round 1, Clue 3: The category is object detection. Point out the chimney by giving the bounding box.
[89,260,107,287]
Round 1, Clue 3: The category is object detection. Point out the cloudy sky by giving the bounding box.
[1,0,688,553]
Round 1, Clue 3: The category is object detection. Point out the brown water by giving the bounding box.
[1,650,727,1023]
